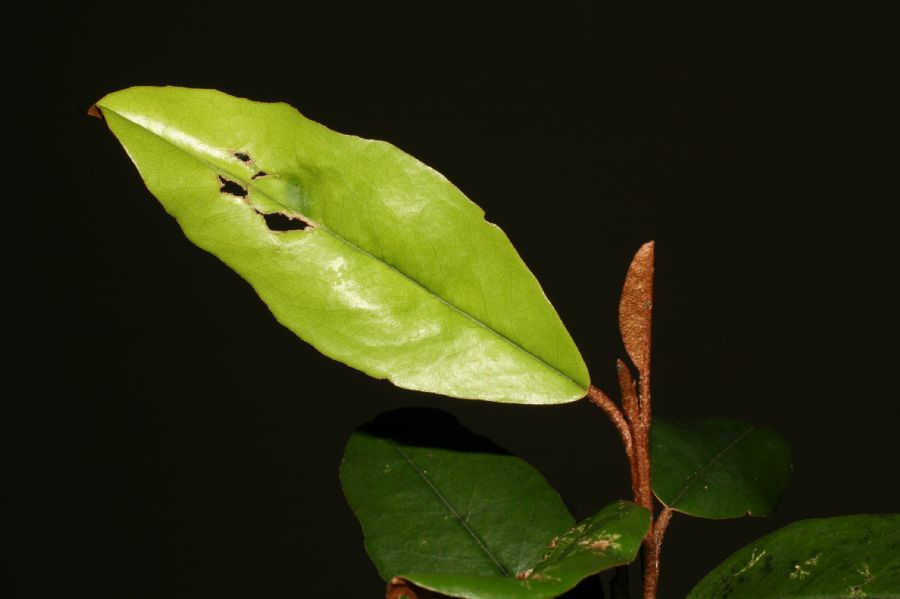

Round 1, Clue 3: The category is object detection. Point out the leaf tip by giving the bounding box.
[87,103,103,119]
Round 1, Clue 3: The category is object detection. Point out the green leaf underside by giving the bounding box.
[340,409,649,599]
[651,418,792,519]
[96,86,589,404]
[688,514,900,598]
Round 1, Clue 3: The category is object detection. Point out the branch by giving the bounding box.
[618,241,659,599]
[586,385,639,498]
[616,361,652,509]
[642,507,673,599]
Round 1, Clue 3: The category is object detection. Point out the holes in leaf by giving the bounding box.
[234,152,251,163]
[216,173,310,232]
[263,212,308,232]
[218,176,247,197]
[251,171,268,180]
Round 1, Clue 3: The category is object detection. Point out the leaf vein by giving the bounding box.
[99,105,586,397]
[389,441,513,578]
[668,426,756,508]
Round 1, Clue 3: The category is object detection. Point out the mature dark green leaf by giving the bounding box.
[341,409,649,598]
[651,418,792,519]
[688,514,900,598]
[402,502,650,598]
[95,86,589,404]
[340,408,573,580]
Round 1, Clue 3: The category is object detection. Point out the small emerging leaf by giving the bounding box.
[651,418,792,519]
[688,514,900,598]
[96,86,589,404]
[340,409,649,598]
[618,241,654,375]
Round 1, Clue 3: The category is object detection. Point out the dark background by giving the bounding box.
[17,4,896,598]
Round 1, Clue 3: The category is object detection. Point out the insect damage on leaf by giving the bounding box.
[218,176,248,197]
[516,568,533,580]
[586,539,612,551]
[578,533,620,552]
[217,175,311,232]
[263,212,308,231]
[94,85,590,404]
[734,549,767,576]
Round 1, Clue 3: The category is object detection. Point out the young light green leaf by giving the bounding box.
[95,86,589,404]
[340,409,649,598]
[651,418,792,519]
[687,514,900,598]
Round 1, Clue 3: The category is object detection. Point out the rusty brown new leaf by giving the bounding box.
[618,242,655,377]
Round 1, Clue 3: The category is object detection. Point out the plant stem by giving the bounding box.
[631,363,658,599]
[591,241,669,599]
[616,363,652,510]
[586,385,639,497]
[642,507,672,599]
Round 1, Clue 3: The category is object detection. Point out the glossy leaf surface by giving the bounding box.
[96,86,589,404]
[651,418,792,519]
[688,514,900,598]
[340,409,649,598]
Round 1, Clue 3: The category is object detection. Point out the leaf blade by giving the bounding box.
[97,86,589,404]
[651,418,792,519]
[687,514,900,598]
[340,409,650,599]
[340,408,576,580]
[401,501,650,599]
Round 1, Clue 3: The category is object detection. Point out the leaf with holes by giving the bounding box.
[650,418,792,519]
[94,86,589,404]
[340,408,650,598]
[687,514,900,598]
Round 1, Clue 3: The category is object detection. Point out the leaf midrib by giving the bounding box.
[389,441,513,578]
[668,426,756,508]
[101,104,586,397]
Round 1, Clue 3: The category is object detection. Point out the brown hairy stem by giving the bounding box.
[642,507,673,599]
[653,507,673,555]
[617,360,641,434]
[618,242,666,599]
[588,242,668,598]
[616,361,652,510]
[586,385,640,499]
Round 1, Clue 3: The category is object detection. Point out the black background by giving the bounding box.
[18,4,896,598]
